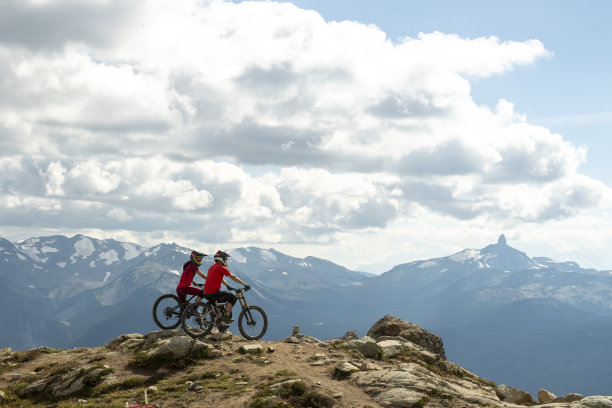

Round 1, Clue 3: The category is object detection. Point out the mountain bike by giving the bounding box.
[181,286,268,340]
[152,283,204,330]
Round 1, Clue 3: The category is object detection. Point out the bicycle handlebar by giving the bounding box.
[226,285,251,292]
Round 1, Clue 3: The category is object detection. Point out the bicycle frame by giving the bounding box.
[236,290,254,320]
[168,283,204,317]
[205,289,248,321]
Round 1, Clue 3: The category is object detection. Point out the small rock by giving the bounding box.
[267,346,275,353]
[342,330,358,340]
[146,385,158,393]
[240,344,263,354]
[209,331,232,340]
[12,373,22,381]
[269,379,302,392]
[360,362,383,371]
[188,381,202,391]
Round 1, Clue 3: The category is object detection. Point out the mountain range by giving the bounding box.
[1,233,612,397]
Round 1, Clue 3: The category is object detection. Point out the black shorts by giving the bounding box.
[204,291,237,305]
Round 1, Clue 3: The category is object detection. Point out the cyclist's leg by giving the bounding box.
[177,286,204,305]
[216,291,237,321]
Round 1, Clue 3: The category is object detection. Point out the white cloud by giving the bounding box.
[0,0,610,271]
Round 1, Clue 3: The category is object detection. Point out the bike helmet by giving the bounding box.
[190,250,206,266]
[213,250,230,266]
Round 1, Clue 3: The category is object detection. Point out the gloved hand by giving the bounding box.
[226,285,235,291]
[244,285,251,291]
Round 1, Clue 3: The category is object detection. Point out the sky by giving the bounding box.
[1,0,612,273]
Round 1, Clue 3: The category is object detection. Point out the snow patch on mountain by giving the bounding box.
[104,272,111,282]
[418,260,438,268]
[121,243,142,260]
[41,246,58,253]
[99,250,119,265]
[449,249,481,262]
[71,237,95,263]
[260,249,277,263]
[230,249,247,263]
[18,241,48,263]
[168,268,181,276]
[57,262,66,268]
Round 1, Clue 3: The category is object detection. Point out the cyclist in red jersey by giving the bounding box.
[204,250,250,322]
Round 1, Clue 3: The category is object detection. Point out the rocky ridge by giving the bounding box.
[1,315,611,408]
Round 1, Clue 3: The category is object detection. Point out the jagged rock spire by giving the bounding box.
[498,234,507,246]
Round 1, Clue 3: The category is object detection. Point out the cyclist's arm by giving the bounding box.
[196,270,207,280]
[228,273,246,286]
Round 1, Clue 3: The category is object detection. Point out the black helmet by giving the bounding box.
[191,250,206,266]
[213,250,230,265]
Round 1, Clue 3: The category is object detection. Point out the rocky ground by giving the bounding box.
[1,315,611,408]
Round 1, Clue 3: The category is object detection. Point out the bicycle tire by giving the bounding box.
[152,294,182,330]
[182,302,215,338]
[238,305,268,340]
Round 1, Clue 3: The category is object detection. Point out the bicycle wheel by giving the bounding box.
[152,294,182,330]
[182,302,215,338]
[238,305,268,340]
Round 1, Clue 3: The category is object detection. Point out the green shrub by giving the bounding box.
[248,381,334,408]
[129,352,177,370]
[414,396,429,407]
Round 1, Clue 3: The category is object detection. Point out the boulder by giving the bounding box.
[23,379,48,394]
[538,389,557,403]
[147,336,193,358]
[367,315,446,359]
[377,340,403,358]
[494,384,533,404]
[375,387,425,408]
[50,366,111,397]
[552,393,584,403]
[347,337,379,358]
[333,361,360,379]
[576,396,612,407]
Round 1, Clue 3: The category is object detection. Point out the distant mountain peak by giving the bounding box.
[498,234,507,246]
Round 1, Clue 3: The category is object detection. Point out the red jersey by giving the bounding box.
[178,261,198,288]
[204,263,231,294]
